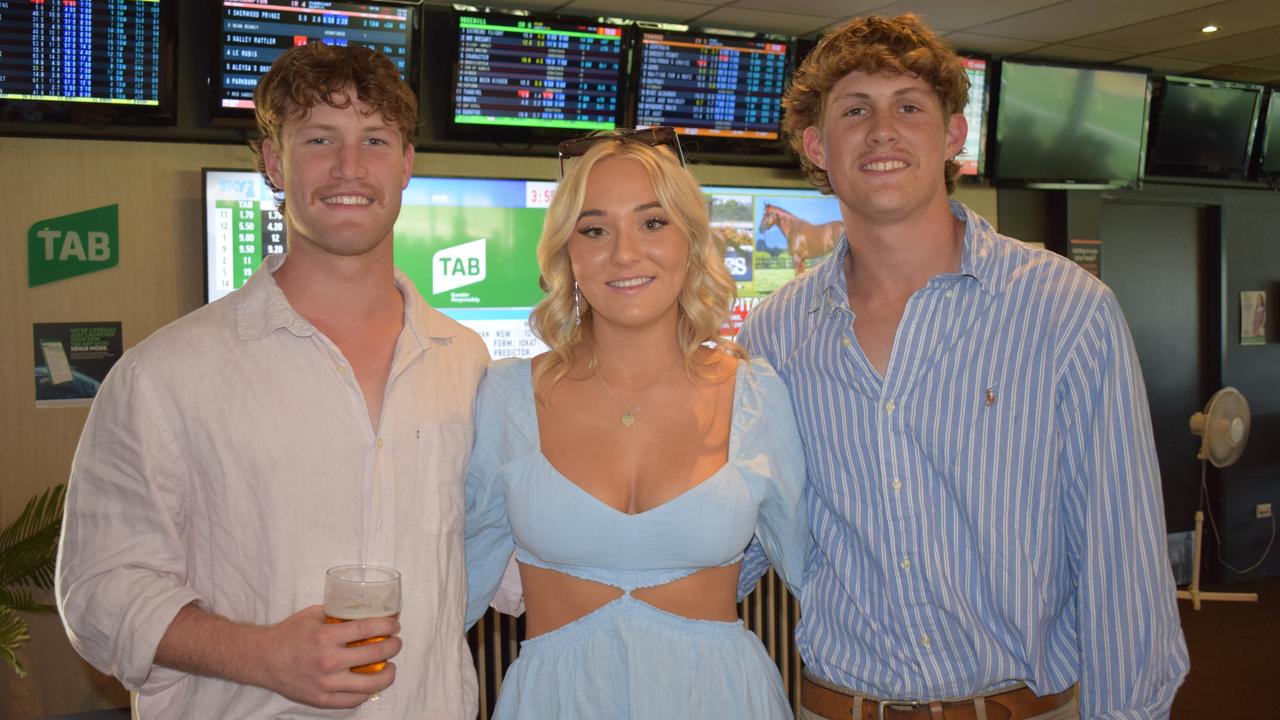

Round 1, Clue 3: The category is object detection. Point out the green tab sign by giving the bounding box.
[28,205,119,287]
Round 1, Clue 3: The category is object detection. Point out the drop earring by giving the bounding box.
[574,281,582,325]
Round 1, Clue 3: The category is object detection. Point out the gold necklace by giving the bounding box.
[594,362,680,428]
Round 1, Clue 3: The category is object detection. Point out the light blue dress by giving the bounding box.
[465,356,809,719]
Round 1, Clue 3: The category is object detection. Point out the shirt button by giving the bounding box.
[900,558,911,570]
[921,634,931,647]
[885,400,896,414]
[842,337,852,348]
[376,437,385,449]
[945,290,955,298]
[336,365,347,374]
[892,478,902,492]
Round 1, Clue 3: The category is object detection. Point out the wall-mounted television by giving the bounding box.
[991,60,1150,189]
[449,9,627,141]
[1257,90,1280,178]
[1146,76,1264,181]
[631,28,790,146]
[957,55,989,177]
[203,169,843,354]
[0,0,177,125]
[211,0,419,123]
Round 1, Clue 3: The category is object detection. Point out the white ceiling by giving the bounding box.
[429,0,1280,83]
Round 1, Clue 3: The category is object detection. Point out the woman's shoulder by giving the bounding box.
[730,354,796,438]
[478,356,533,404]
[738,355,786,396]
[474,357,538,450]
[486,355,532,379]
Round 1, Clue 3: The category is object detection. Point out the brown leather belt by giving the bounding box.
[801,674,1075,720]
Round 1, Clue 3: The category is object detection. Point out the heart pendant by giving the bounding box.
[620,413,636,427]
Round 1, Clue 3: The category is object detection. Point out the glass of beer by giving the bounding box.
[324,564,401,674]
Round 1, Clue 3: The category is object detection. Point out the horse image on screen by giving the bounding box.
[758,203,843,276]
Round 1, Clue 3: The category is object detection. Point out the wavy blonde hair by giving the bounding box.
[530,132,744,395]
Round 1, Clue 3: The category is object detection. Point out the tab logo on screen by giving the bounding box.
[432,238,487,294]
[28,204,119,287]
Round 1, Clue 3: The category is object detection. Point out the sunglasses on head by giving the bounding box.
[557,126,685,178]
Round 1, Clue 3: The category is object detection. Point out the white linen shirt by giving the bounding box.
[56,254,488,719]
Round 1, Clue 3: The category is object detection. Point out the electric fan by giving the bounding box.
[1175,387,1261,609]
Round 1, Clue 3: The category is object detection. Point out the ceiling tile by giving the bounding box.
[863,0,1062,32]
[1190,65,1280,84]
[1067,0,1280,55]
[1123,54,1216,76]
[1016,44,1131,63]
[973,0,1220,44]
[1245,54,1280,71]
[434,0,568,11]
[695,7,836,36]
[941,32,1045,57]
[558,0,721,23]
[731,0,884,19]
[1158,25,1280,64]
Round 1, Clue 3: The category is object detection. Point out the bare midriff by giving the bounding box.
[520,561,743,639]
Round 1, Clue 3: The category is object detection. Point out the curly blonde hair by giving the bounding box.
[530,131,744,394]
[785,13,970,194]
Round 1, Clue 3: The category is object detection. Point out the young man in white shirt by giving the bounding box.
[57,43,488,718]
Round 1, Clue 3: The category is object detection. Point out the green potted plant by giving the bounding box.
[1,484,66,677]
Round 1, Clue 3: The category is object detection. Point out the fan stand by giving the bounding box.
[1175,510,1259,610]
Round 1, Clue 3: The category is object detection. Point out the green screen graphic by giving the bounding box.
[203,172,843,354]
[395,205,545,309]
[28,204,119,287]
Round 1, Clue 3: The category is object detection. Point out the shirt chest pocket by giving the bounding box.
[414,421,473,533]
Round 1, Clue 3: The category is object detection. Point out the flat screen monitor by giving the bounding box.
[0,0,176,125]
[957,55,989,177]
[204,169,844,354]
[212,0,417,120]
[632,28,789,142]
[449,10,626,137]
[1259,90,1280,176]
[992,60,1150,188]
[1147,76,1263,180]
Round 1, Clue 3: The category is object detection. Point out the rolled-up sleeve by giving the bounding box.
[55,353,204,692]
[1057,293,1189,718]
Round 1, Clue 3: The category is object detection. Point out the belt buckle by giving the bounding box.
[876,699,925,719]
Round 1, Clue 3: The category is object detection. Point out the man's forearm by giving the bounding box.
[152,602,402,709]
[154,603,272,688]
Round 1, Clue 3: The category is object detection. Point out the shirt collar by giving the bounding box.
[950,200,1000,297]
[809,200,1001,315]
[234,254,450,349]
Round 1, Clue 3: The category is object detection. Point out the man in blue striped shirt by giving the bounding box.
[738,14,1188,720]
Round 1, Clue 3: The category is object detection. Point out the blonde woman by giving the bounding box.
[464,128,809,718]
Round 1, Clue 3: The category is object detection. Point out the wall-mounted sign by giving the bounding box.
[1241,291,1267,346]
[28,204,119,287]
[33,322,122,407]
[1068,238,1102,279]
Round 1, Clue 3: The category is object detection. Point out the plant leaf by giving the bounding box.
[0,607,31,678]
[0,484,66,590]
[0,587,53,614]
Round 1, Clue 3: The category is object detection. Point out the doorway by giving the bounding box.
[1099,201,1219,534]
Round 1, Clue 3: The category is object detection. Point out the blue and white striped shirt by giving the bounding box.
[738,202,1188,719]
